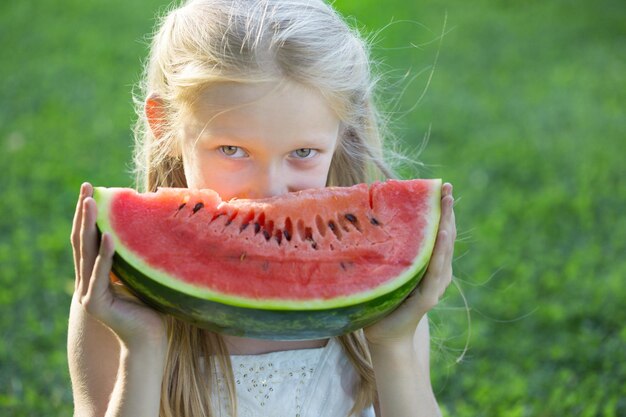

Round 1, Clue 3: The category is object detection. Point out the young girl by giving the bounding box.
[68,0,456,416]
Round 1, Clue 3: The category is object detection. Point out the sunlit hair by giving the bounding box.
[132,0,396,415]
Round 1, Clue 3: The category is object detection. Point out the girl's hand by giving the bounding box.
[71,183,167,350]
[364,182,456,348]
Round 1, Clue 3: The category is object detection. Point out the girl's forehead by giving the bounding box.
[180,80,341,149]
[192,82,279,111]
[183,80,340,131]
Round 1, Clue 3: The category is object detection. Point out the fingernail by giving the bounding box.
[100,233,110,254]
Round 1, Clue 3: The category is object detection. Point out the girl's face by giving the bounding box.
[179,81,340,200]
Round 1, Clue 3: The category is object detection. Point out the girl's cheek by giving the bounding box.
[196,167,251,199]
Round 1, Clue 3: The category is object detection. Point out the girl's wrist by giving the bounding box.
[120,335,168,365]
[367,336,415,361]
[107,338,167,417]
[119,342,168,385]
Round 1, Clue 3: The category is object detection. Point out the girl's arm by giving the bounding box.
[365,183,456,417]
[68,183,167,417]
[68,296,120,415]
[68,297,167,417]
[369,316,440,417]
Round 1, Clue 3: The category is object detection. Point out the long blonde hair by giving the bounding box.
[132,1,395,415]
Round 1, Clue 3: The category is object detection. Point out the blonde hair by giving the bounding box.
[132,0,396,415]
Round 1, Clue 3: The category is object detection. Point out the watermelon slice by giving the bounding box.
[94,179,441,340]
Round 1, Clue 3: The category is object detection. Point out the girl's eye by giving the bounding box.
[219,145,247,158]
[291,148,317,159]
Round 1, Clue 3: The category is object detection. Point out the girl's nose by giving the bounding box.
[249,163,289,199]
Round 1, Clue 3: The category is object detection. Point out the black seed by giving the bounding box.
[263,230,271,240]
[340,262,347,271]
[225,220,232,226]
[178,202,187,211]
[254,223,261,234]
[210,213,225,223]
[370,217,380,226]
[192,202,204,214]
[328,221,336,231]
[283,229,292,241]
[304,233,318,250]
[241,223,249,231]
[345,213,357,223]
[275,231,283,245]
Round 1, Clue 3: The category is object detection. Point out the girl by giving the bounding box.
[68,0,456,416]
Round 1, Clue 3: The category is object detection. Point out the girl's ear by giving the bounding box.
[145,94,182,158]
[145,94,167,139]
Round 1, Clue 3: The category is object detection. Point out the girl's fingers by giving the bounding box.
[438,191,455,293]
[83,233,115,319]
[79,197,99,297]
[419,230,449,305]
[71,183,90,287]
[442,182,453,197]
[438,191,456,298]
[411,188,456,308]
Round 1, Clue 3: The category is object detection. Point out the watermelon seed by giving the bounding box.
[174,202,186,217]
[192,202,204,214]
[344,213,362,232]
[254,223,261,234]
[226,210,239,226]
[275,230,283,245]
[257,212,266,228]
[296,219,306,241]
[210,212,226,223]
[340,261,347,271]
[328,221,343,240]
[266,220,275,235]
[304,227,318,249]
[337,215,351,233]
[284,218,293,242]
[240,210,256,232]
[315,215,327,237]
[370,217,380,226]
[263,230,271,241]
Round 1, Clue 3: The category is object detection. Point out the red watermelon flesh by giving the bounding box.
[95,179,441,339]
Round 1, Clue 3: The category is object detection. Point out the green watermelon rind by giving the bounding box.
[94,180,441,311]
[110,251,428,340]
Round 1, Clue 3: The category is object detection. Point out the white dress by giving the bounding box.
[212,337,376,417]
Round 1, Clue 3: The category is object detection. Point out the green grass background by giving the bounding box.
[1,0,624,415]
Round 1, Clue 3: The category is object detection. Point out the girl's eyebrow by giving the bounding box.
[198,131,336,149]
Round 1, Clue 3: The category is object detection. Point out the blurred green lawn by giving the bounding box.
[1,0,625,415]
